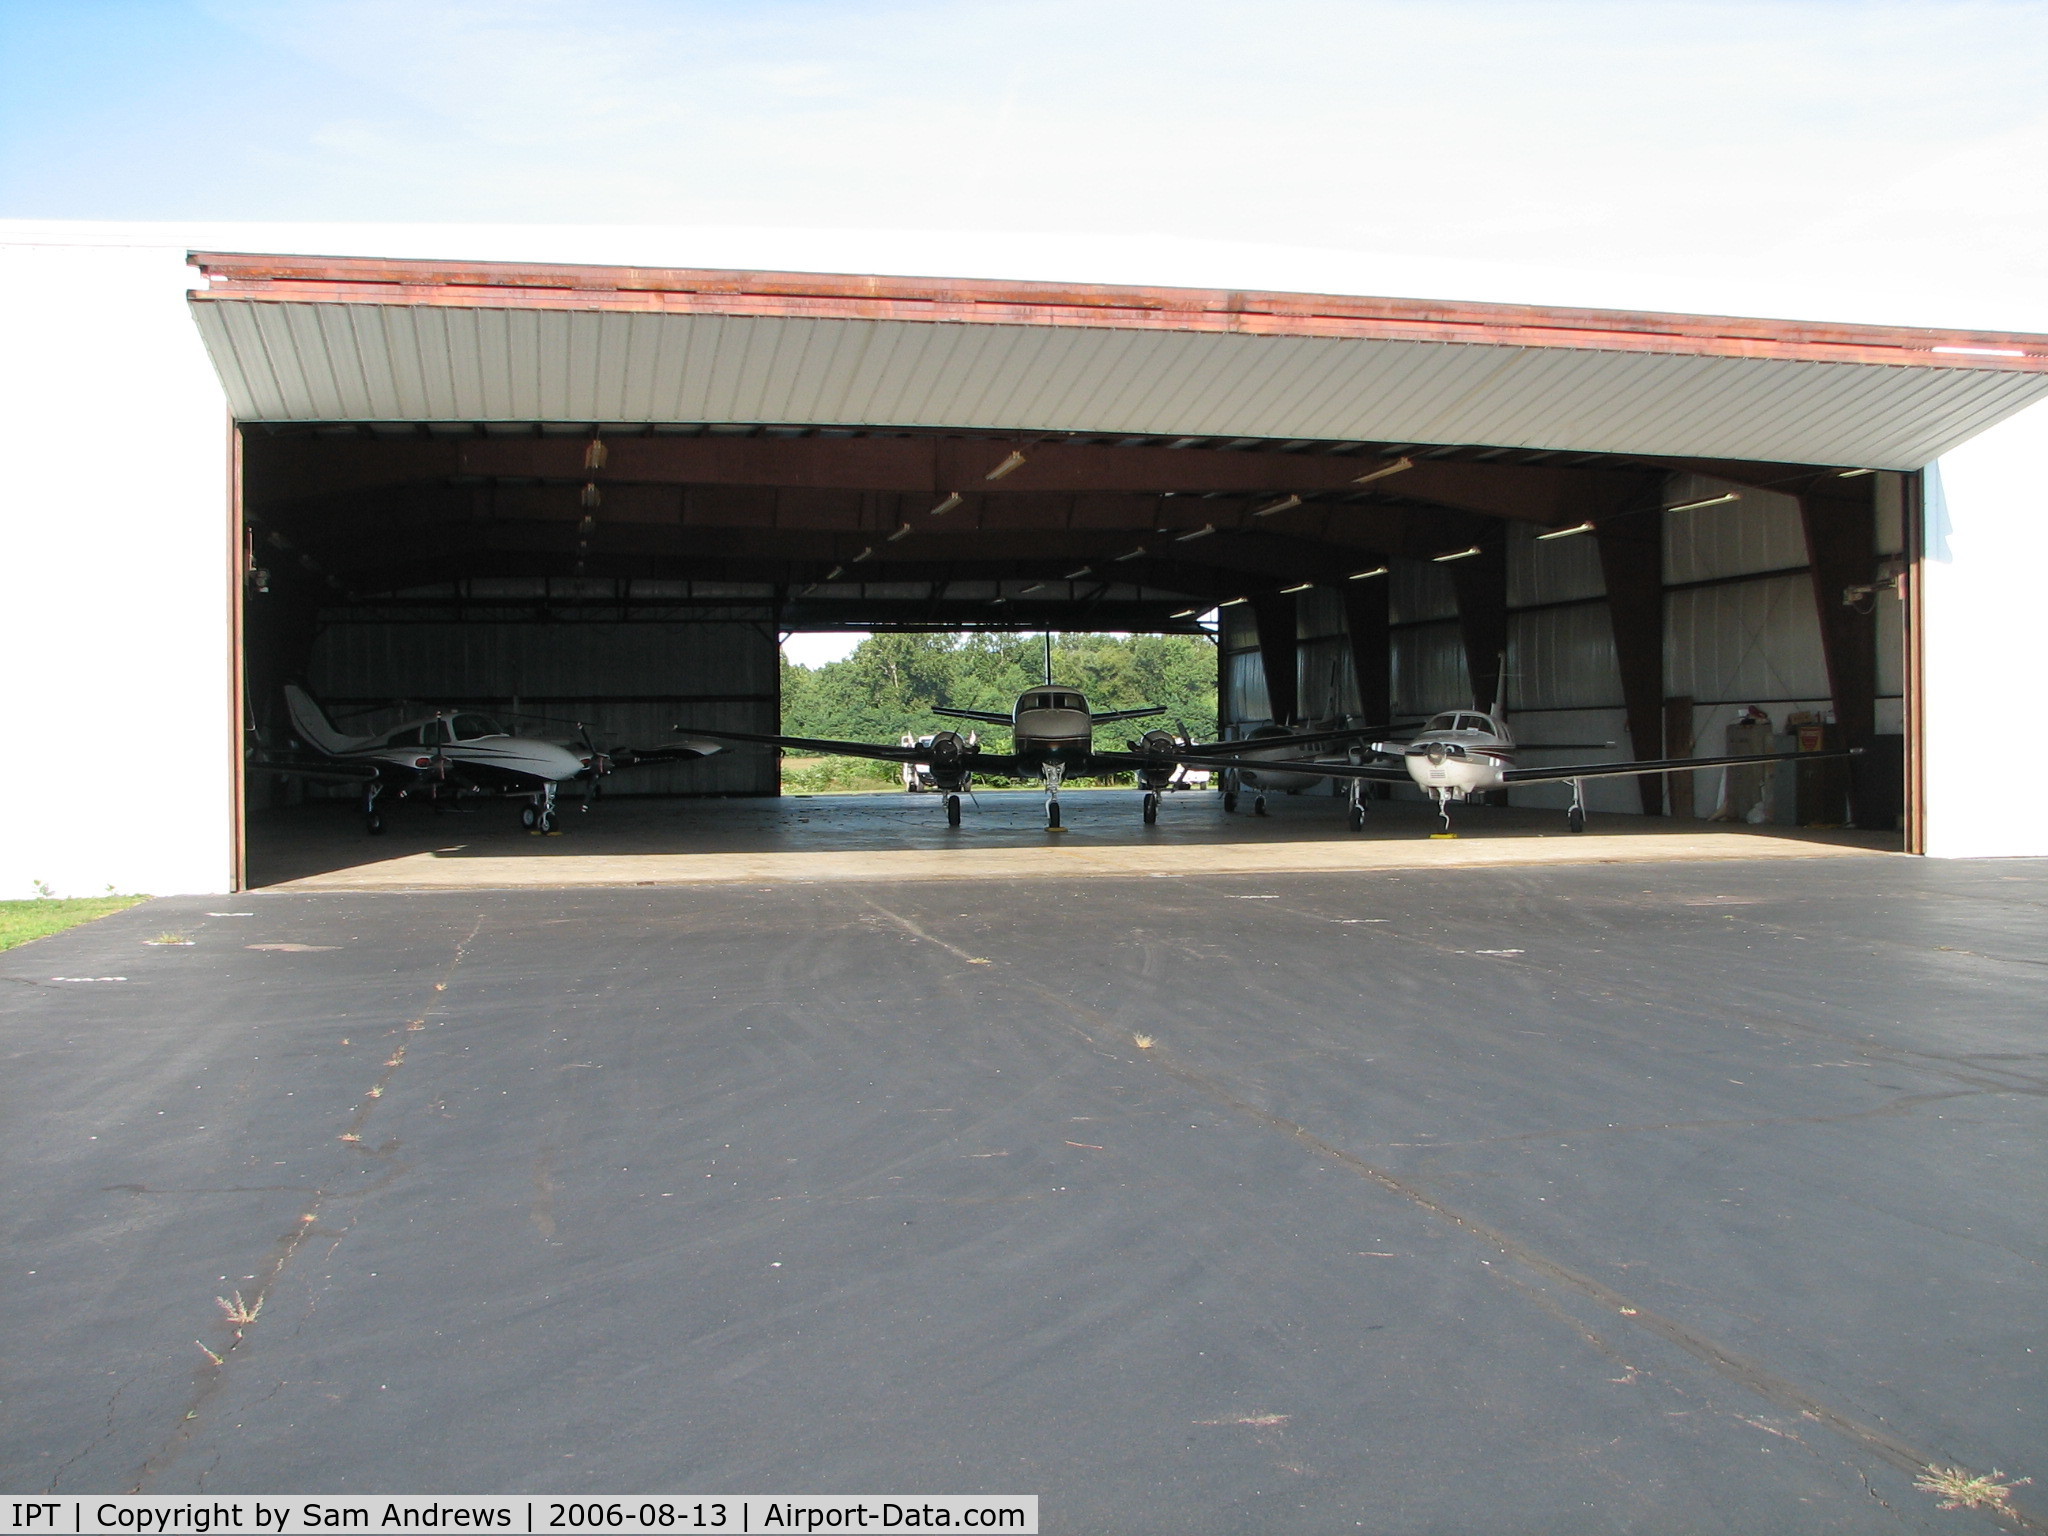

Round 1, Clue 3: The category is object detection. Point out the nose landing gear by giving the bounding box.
[523,782,561,834]
[1566,778,1587,833]
[1142,791,1159,824]
[945,793,962,827]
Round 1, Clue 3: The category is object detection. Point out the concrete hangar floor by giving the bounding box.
[242,787,1900,892]
[9,813,2042,1528]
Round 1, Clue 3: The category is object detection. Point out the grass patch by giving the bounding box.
[0,897,148,952]
[781,755,903,795]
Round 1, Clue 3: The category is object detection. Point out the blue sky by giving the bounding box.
[6,0,2046,278]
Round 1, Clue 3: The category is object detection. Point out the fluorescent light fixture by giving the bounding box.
[580,482,602,508]
[1932,345,2025,357]
[1219,596,1250,607]
[1113,546,1147,562]
[1170,607,1202,618]
[1280,581,1314,593]
[1251,495,1302,518]
[1347,565,1389,580]
[1536,521,1595,541]
[1175,524,1217,542]
[1664,492,1740,513]
[990,596,1009,606]
[984,450,1028,481]
[850,546,875,563]
[928,492,963,516]
[1063,565,1093,580]
[1351,456,1413,486]
[1433,546,1483,562]
[887,523,915,542]
[1836,467,1877,478]
[824,566,845,581]
[1019,582,1046,595]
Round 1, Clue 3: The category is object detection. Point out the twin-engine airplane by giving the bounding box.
[1218,702,1856,834]
[263,685,723,834]
[684,686,1385,830]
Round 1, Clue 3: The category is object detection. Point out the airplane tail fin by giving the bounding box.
[1488,649,1509,720]
[283,684,365,755]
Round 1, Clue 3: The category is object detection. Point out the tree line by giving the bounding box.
[781,632,1220,747]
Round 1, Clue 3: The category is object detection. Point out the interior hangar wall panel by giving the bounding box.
[1506,605,1623,712]
[1393,622,1468,718]
[1506,520,1606,607]
[1663,475,1807,583]
[1298,635,1355,721]
[306,621,776,794]
[193,301,2048,468]
[1223,649,1272,726]
[1389,560,1457,625]
[1665,574,1829,704]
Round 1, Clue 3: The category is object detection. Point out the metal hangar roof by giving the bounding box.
[189,253,2048,470]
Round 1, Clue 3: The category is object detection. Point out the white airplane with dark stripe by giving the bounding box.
[265,685,723,835]
[1214,700,1855,834]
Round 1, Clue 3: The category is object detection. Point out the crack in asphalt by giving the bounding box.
[121,913,487,1492]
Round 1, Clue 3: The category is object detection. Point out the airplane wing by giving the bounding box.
[1093,749,1413,784]
[932,706,1016,725]
[1500,747,1858,785]
[248,756,382,785]
[1181,724,1396,755]
[1091,706,1168,724]
[601,739,724,768]
[676,727,1019,778]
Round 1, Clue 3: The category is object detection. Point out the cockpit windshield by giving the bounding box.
[1425,714,1460,733]
[450,714,504,740]
[1023,692,1085,713]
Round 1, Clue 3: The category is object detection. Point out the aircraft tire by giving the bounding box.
[1047,801,1061,829]
[1254,795,1268,817]
[521,805,539,830]
[538,809,558,835]
[1143,792,1158,824]
[366,812,384,835]
[1568,806,1586,833]
[1349,803,1366,832]
[1222,791,1238,813]
[946,794,962,827]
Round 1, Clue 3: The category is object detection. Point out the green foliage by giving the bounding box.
[782,632,1218,747]
[781,755,902,794]
[0,896,146,951]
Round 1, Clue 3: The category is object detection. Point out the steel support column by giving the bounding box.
[1447,541,1508,714]
[1341,579,1391,726]
[1595,516,1667,815]
[1799,487,1881,827]
[1250,594,1300,725]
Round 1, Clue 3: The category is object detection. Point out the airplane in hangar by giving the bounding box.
[262,684,725,834]
[682,685,1388,830]
[1216,703,1857,835]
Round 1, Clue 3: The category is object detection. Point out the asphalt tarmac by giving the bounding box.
[3,856,2043,1533]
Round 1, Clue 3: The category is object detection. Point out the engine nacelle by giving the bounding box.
[1135,728,1181,790]
[924,729,975,791]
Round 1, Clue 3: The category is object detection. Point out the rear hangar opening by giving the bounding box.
[197,253,2048,884]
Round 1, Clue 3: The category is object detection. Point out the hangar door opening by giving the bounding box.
[190,252,2048,884]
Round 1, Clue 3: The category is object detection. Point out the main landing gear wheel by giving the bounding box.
[521,805,540,830]
[366,811,384,835]
[1142,792,1159,824]
[945,794,962,827]
[1222,790,1238,813]
[1568,805,1586,833]
[1253,795,1269,817]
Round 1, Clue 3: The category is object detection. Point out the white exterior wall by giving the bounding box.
[0,240,234,896]
[1922,401,2048,857]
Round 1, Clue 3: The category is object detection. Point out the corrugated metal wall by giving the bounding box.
[1220,471,1908,819]
[305,614,779,795]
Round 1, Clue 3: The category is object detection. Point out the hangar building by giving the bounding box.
[4,223,2046,896]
